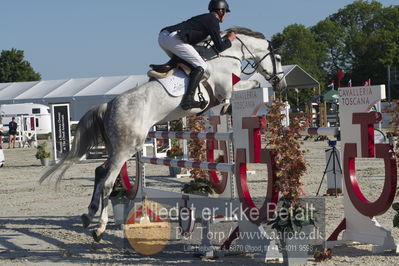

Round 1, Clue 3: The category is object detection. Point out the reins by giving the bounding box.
[203,36,284,87]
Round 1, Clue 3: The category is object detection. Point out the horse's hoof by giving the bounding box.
[92,230,103,242]
[81,214,91,228]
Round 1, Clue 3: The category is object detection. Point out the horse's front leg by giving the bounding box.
[233,80,261,91]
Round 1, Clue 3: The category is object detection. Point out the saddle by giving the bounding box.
[148,55,194,79]
[148,62,192,79]
[148,59,217,115]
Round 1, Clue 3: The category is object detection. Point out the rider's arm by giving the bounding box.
[207,16,231,53]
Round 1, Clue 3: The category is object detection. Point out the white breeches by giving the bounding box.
[158,30,208,71]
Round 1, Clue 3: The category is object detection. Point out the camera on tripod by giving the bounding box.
[316,139,342,197]
[328,140,337,147]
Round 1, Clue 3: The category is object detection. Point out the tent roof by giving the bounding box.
[0,64,319,105]
[0,75,148,105]
[247,64,319,89]
[322,89,339,103]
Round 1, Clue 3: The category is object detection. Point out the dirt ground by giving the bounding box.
[0,139,398,265]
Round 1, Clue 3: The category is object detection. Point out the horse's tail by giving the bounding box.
[39,102,109,186]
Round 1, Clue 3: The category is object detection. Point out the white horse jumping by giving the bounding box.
[40,27,287,241]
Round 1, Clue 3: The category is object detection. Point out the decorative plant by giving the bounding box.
[313,248,332,262]
[388,100,399,161]
[268,196,315,233]
[387,101,399,227]
[110,174,129,200]
[187,115,208,179]
[35,142,51,159]
[166,146,183,158]
[181,178,213,195]
[180,115,211,194]
[265,100,312,231]
[392,203,399,228]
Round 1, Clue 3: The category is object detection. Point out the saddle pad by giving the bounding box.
[155,69,188,97]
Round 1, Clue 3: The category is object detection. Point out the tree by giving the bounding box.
[273,0,399,101]
[272,24,327,106]
[0,48,41,83]
[319,0,399,86]
[312,19,347,77]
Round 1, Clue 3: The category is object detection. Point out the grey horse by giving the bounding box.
[40,27,287,241]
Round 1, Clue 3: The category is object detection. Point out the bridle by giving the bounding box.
[205,36,284,88]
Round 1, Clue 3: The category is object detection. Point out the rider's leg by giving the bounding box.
[150,30,179,73]
[181,66,205,110]
[156,30,209,109]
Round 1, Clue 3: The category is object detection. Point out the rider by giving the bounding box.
[151,0,236,110]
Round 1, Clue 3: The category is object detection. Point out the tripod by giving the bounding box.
[316,141,343,197]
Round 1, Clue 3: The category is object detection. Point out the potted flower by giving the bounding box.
[166,145,184,176]
[35,142,51,166]
[110,174,132,227]
[268,197,316,265]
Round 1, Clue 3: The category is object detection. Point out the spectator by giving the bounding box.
[0,122,3,149]
[8,117,17,149]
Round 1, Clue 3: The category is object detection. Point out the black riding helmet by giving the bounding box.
[208,0,231,13]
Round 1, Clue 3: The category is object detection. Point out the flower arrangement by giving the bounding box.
[313,248,332,262]
[187,115,208,179]
[35,142,51,159]
[166,146,183,158]
[181,178,213,195]
[110,174,130,200]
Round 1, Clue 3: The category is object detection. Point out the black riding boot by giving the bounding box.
[181,67,208,110]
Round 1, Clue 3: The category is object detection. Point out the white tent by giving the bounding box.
[0,64,319,121]
[247,64,319,89]
[0,75,148,120]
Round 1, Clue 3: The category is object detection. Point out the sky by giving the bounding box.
[1,0,397,80]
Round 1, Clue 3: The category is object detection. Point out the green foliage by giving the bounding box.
[181,179,213,195]
[393,203,399,228]
[35,143,50,159]
[272,0,399,103]
[272,24,327,106]
[267,196,315,233]
[387,100,399,161]
[110,174,129,199]
[166,146,183,158]
[0,48,41,83]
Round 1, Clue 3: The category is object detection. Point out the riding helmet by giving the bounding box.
[208,0,231,13]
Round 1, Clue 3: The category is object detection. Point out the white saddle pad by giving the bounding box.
[155,69,188,97]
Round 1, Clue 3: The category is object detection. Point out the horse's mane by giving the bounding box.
[225,27,266,40]
[196,26,266,58]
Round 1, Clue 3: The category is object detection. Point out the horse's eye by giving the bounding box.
[276,55,281,62]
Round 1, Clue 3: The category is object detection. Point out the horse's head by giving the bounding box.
[226,27,287,91]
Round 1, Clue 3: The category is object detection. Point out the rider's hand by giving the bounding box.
[227,31,236,42]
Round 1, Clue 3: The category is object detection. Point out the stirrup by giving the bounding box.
[181,99,208,110]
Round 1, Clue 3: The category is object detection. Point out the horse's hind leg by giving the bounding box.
[92,150,135,242]
[81,164,107,228]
